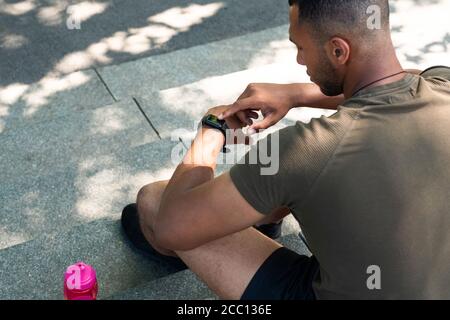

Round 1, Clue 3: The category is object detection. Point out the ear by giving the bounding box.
[325,37,350,66]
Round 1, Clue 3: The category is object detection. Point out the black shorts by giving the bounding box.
[240,247,319,300]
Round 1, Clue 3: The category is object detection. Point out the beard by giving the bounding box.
[313,53,344,96]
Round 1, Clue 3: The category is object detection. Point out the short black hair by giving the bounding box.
[288,0,390,43]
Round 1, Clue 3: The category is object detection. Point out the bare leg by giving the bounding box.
[136,180,177,257]
[137,180,290,257]
[255,206,290,226]
[136,180,291,299]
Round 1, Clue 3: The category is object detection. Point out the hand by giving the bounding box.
[204,105,248,130]
[203,105,252,145]
[218,83,299,133]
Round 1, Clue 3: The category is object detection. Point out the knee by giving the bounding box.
[137,184,153,209]
[136,180,167,229]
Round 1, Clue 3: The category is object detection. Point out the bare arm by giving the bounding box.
[293,83,344,109]
[219,83,344,132]
[154,106,266,251]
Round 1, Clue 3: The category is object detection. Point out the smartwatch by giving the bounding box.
[201,114,229,153]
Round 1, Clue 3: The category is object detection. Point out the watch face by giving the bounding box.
[207,115,220,125]
[204,114,223,129]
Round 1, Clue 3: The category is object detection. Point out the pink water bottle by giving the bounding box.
[64,262,98,300]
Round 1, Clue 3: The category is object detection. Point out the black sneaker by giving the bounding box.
[121,203,188,271]
[254,220,283,239]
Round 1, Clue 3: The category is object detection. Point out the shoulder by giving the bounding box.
[229,110,359,214]
[420,66,450,80]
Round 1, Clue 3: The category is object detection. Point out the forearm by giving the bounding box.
[159,128,224,214]
[291,83,345,110]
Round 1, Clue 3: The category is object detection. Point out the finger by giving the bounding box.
[246,111,259,119]
[249,115,277,132]
[243,111,257,126]
[236,110,250,126]
[245,118,254,126]
[243,111,257,125]
[219,97,260,120]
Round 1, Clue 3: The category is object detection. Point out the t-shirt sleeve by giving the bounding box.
[420,66,450,81]
[229,111,355,215]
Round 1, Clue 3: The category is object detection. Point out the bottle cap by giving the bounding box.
[64,262,97,292]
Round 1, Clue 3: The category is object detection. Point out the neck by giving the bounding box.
[343,42,405,99]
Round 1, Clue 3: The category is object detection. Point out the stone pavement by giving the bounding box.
[0,0,289,86]
[0,0,449,299]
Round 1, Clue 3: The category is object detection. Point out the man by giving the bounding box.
[122,0,450,299]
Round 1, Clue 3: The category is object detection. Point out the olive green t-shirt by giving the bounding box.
[229,66,450,299]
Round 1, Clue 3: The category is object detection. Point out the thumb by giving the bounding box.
[249,114,276,132]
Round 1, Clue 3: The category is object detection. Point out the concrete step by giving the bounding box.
[0,209,301,300]
[389,0,450,70]
[0,98,170,250]
[2,0,290,87]
[0,69,115,134]
[106,233,311,300]
[1,24,294,134]
[96,24,295,100]
[0,218,186,300]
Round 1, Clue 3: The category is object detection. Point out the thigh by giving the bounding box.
[175,227,283,300]
[137,180,290,299]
